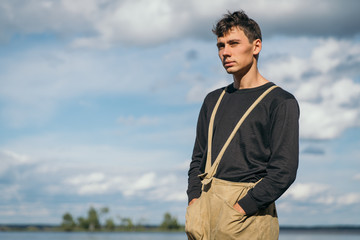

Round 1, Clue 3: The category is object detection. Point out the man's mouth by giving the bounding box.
[224,61,235,67]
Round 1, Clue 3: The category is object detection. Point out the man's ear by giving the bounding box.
[253,39,262,55]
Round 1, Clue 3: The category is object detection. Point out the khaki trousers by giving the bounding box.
[185,178,279,240]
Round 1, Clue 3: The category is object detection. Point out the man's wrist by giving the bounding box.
[238,195,259,216]
[233,203,246,215]
[188,198,198,206]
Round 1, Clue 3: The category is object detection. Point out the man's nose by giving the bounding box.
[222,45,231,57]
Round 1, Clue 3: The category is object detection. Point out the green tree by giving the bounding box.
[99,206,110,229]
[77,216,89,230]
[61,212,76,231]
[100,207,109,215]
[105,218,116,231]
[87,206,101,231]
[160,212,180,230]
[120,217,134,230]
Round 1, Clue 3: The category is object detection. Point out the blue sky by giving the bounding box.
[1,0,360,226]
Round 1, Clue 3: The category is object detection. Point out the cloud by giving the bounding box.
[62,170,187,202]
[122,172,157,197]
[0,149,33,166]
[253,0,360,38]
[262,38,360,140]
[0,149,34,179]
[283,182,360,208]
[298,77,360,140]
[66,174,117,195]
[0,142,188,224]
[0,133,188,198]
[65,172,106,185]
[337,193,360,205]
[1,0,359,47]
[284,182,330,201]
[0,0,95,42]
[133,172,156,189]
[2,36,359,140]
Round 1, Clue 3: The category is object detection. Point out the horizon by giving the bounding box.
[1,223,360,228]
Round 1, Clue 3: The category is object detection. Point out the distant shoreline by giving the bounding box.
[1,224,360,233]
[280,225,360,234]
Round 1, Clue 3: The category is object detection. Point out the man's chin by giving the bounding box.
[225,68,236,74]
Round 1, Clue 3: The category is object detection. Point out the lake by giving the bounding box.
[1,231,360,240]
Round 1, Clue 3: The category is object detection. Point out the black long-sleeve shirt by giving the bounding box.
[187,82,299,215]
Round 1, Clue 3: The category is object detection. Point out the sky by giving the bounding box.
[1,0,360,227]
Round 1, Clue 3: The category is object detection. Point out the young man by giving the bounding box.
[186,11,299,239]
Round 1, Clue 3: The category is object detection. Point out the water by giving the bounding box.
[0,232,184,240]
[0,231,359,240]
[279,232,360,240]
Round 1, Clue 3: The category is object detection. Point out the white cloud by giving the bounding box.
[146,174,187,202]
[0,132,189,200]
[2,32,358,141]
[337,193,360,205]
[0,149,32,165]
[62,172,124,195]
[298,77,360,139]
[0,149,33,176]
[0,133,187,201]
[122,172,157,197]
[263,38,360,140]
[283,182,360,208]
[119,172,186,202]
[131,172,156,191]
[62,170,187,202]
[0,0,359,47]
[63,0,360,47]
[65,172,106,185]
[72,0,183,48]
[284,182,329,201]
[300,98,360,140]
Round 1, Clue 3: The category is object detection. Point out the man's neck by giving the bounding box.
[232,65,269,89]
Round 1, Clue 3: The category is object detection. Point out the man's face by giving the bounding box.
[216,27,258,75]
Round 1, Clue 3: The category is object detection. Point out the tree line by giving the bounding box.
[61,206,182,232]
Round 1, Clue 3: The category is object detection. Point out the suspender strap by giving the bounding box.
[200,85,278,186]
[205,89,226,174]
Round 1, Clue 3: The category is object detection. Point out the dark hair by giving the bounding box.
[212,10,262,42]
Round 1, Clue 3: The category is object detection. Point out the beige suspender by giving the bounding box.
[200,85,278,187]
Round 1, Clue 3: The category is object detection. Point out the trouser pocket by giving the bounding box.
[211,192,253,240]
[185,197,204,240]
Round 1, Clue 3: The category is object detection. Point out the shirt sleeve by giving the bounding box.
[186,100,208,203]
[238,98,300,215]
